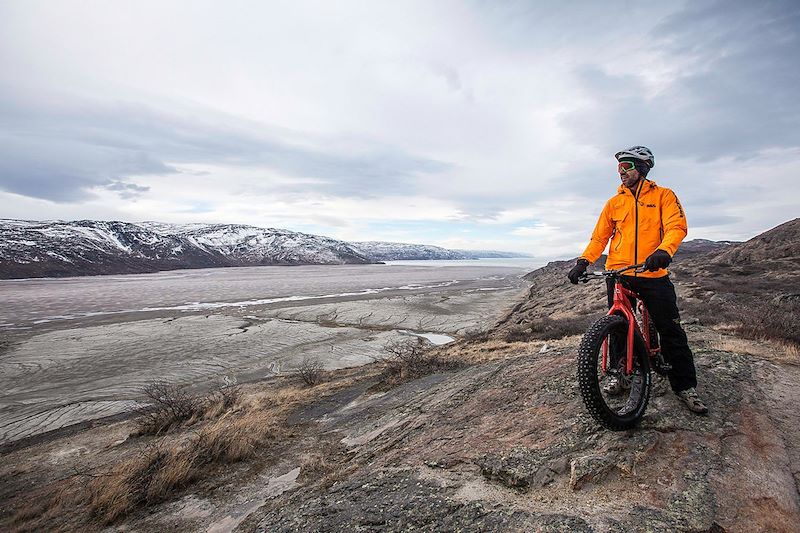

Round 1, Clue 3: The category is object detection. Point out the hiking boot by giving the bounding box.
[621,372,646,414]
[602,375,623,396]
[676,388,708,414]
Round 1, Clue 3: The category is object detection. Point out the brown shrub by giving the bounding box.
[530,315,594,340]
[730,300,800,346]
[381,338,465,385]
[683,296,800,348]
[11,377,329,531]
[297,357,324,386]
[504,325,533,343]
[134,381,204,435]
[86,409,274,525]
[11,484,74,530]
[134,381,241,436]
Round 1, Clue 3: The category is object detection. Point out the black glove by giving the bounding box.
[644,249,672,271]
[568,259,590,284]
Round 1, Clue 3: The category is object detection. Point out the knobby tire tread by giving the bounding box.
[577,314,651,431]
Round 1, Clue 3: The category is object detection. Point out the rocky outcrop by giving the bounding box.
[245,328,799,532]
[711,218,800,265]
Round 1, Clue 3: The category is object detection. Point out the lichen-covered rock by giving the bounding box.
[569,454,614,490]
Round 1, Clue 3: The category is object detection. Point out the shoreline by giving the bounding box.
[0,269,530,445]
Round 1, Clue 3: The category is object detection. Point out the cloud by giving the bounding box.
[0,91,450,203]
[104,180,151,200]
[0,1,798,253]
[561,0,800,162]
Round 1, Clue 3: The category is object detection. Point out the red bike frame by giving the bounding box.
[601,273,660,376]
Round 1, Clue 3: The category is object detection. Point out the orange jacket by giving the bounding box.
[580,179,687,278]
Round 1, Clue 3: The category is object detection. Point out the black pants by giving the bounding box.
[606,275,697,392]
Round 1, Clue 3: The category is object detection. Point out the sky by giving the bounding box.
[1,0,798,259]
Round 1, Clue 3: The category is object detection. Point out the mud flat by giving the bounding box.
[0,264,530,444]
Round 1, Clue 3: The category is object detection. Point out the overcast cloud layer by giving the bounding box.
[1,0,798,258]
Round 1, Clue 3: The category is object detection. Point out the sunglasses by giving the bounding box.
[618,161,637,172]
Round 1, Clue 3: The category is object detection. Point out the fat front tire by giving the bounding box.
[577,314,651,431]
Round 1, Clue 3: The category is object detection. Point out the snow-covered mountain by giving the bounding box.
[142,222,370,266]
[351,241,530,261]
[350,241,469,261]
[0,220,372,278]
[0,219,529,279]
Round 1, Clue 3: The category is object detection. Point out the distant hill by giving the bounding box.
[711,218,800,264]
[351,241,529,261]
[0,219,527,279]
[505,218,800,344]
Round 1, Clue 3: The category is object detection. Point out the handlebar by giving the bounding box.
[578,263,646,283]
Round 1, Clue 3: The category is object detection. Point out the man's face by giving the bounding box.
[618,161,641,189]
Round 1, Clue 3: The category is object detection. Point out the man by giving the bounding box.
[567,146,707,414]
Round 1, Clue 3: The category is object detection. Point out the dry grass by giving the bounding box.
[86,444,181,524]
[504,314,594,343]
[10,380,317,529]
[378,338,466,387]
[8,366,382,531]
[9,484,76,532]
[86,407,282,524]
[202,386,241,420]
[437,338,534,365]
[297,444,359,491]
[134,381,241,436]
[682,294,800,349]
[710,335,800,366]
[298,452,335,482]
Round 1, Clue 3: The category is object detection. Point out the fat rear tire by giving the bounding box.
[577,314,651,430]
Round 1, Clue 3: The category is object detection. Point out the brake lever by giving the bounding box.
[578,271,602,283]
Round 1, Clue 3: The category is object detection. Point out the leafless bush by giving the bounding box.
[297,357,324,386]
[134,380,242,436]
[14,382,305,530]
[683,296,800,348]
[134,381,203,435]
[729,300,800,346]
[382,338,464,383]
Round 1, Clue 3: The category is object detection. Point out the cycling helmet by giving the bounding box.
[614,146,655,168]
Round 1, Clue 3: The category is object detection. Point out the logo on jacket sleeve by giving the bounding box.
[675,195,685,218]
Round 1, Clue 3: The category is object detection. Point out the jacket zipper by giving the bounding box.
[633,181,642,276]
